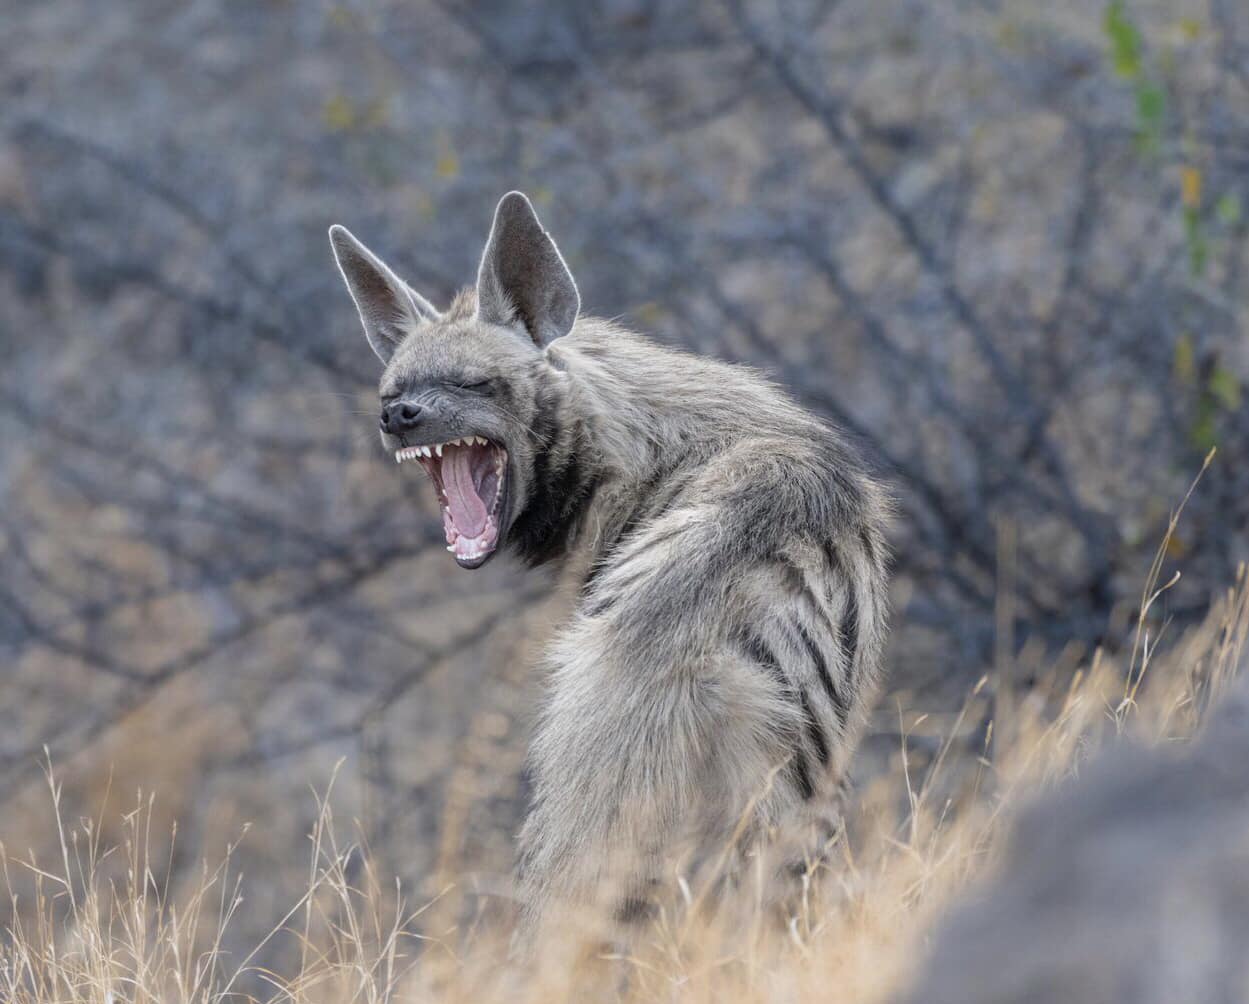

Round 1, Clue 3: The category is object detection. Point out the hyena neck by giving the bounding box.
[509,321,732,571]
[506,366,602,567]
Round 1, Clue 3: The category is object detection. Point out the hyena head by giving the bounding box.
[329,192,581,570]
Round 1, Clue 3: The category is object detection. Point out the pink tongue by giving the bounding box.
[442,448,488,538]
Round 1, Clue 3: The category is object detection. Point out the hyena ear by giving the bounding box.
[328,224,439,364]
[475,191,580,347]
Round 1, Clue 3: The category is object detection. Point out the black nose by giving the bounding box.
[380,401,423,434]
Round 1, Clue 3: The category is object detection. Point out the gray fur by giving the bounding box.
[329,193,891,936]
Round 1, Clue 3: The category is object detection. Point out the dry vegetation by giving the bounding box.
[5,480,1246,1003]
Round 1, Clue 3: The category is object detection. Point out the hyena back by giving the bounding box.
[329,193,890,936]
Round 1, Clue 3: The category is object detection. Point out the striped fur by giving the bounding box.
[329,193,891,940]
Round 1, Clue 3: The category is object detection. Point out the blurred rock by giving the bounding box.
[896,673,1249,1004]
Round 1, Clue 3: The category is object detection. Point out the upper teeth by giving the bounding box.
[394,436,489,463]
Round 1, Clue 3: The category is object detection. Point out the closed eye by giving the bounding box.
[458,379,492,392]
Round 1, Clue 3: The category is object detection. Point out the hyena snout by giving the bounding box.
[379,399,423,435]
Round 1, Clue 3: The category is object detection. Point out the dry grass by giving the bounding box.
[5,473,1248,1003]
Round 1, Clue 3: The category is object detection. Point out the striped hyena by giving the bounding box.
[329,192,890,935]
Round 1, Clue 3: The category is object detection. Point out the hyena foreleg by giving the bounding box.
[516,611,802,939]
[516,620,720,937]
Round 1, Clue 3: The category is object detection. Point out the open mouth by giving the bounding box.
[395,436,507,568]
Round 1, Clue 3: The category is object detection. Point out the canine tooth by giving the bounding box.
[434,443,443,457]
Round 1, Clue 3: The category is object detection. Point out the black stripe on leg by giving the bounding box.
[821,543,861,685]
[795,620,849,728]
[800,687,830,765]
[789,745,815,801]
[740,632,814,801]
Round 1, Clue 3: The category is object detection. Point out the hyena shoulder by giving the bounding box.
[577,425,889,648]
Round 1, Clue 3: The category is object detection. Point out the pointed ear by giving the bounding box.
[475,192,580,347]
[328,225,439,364]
